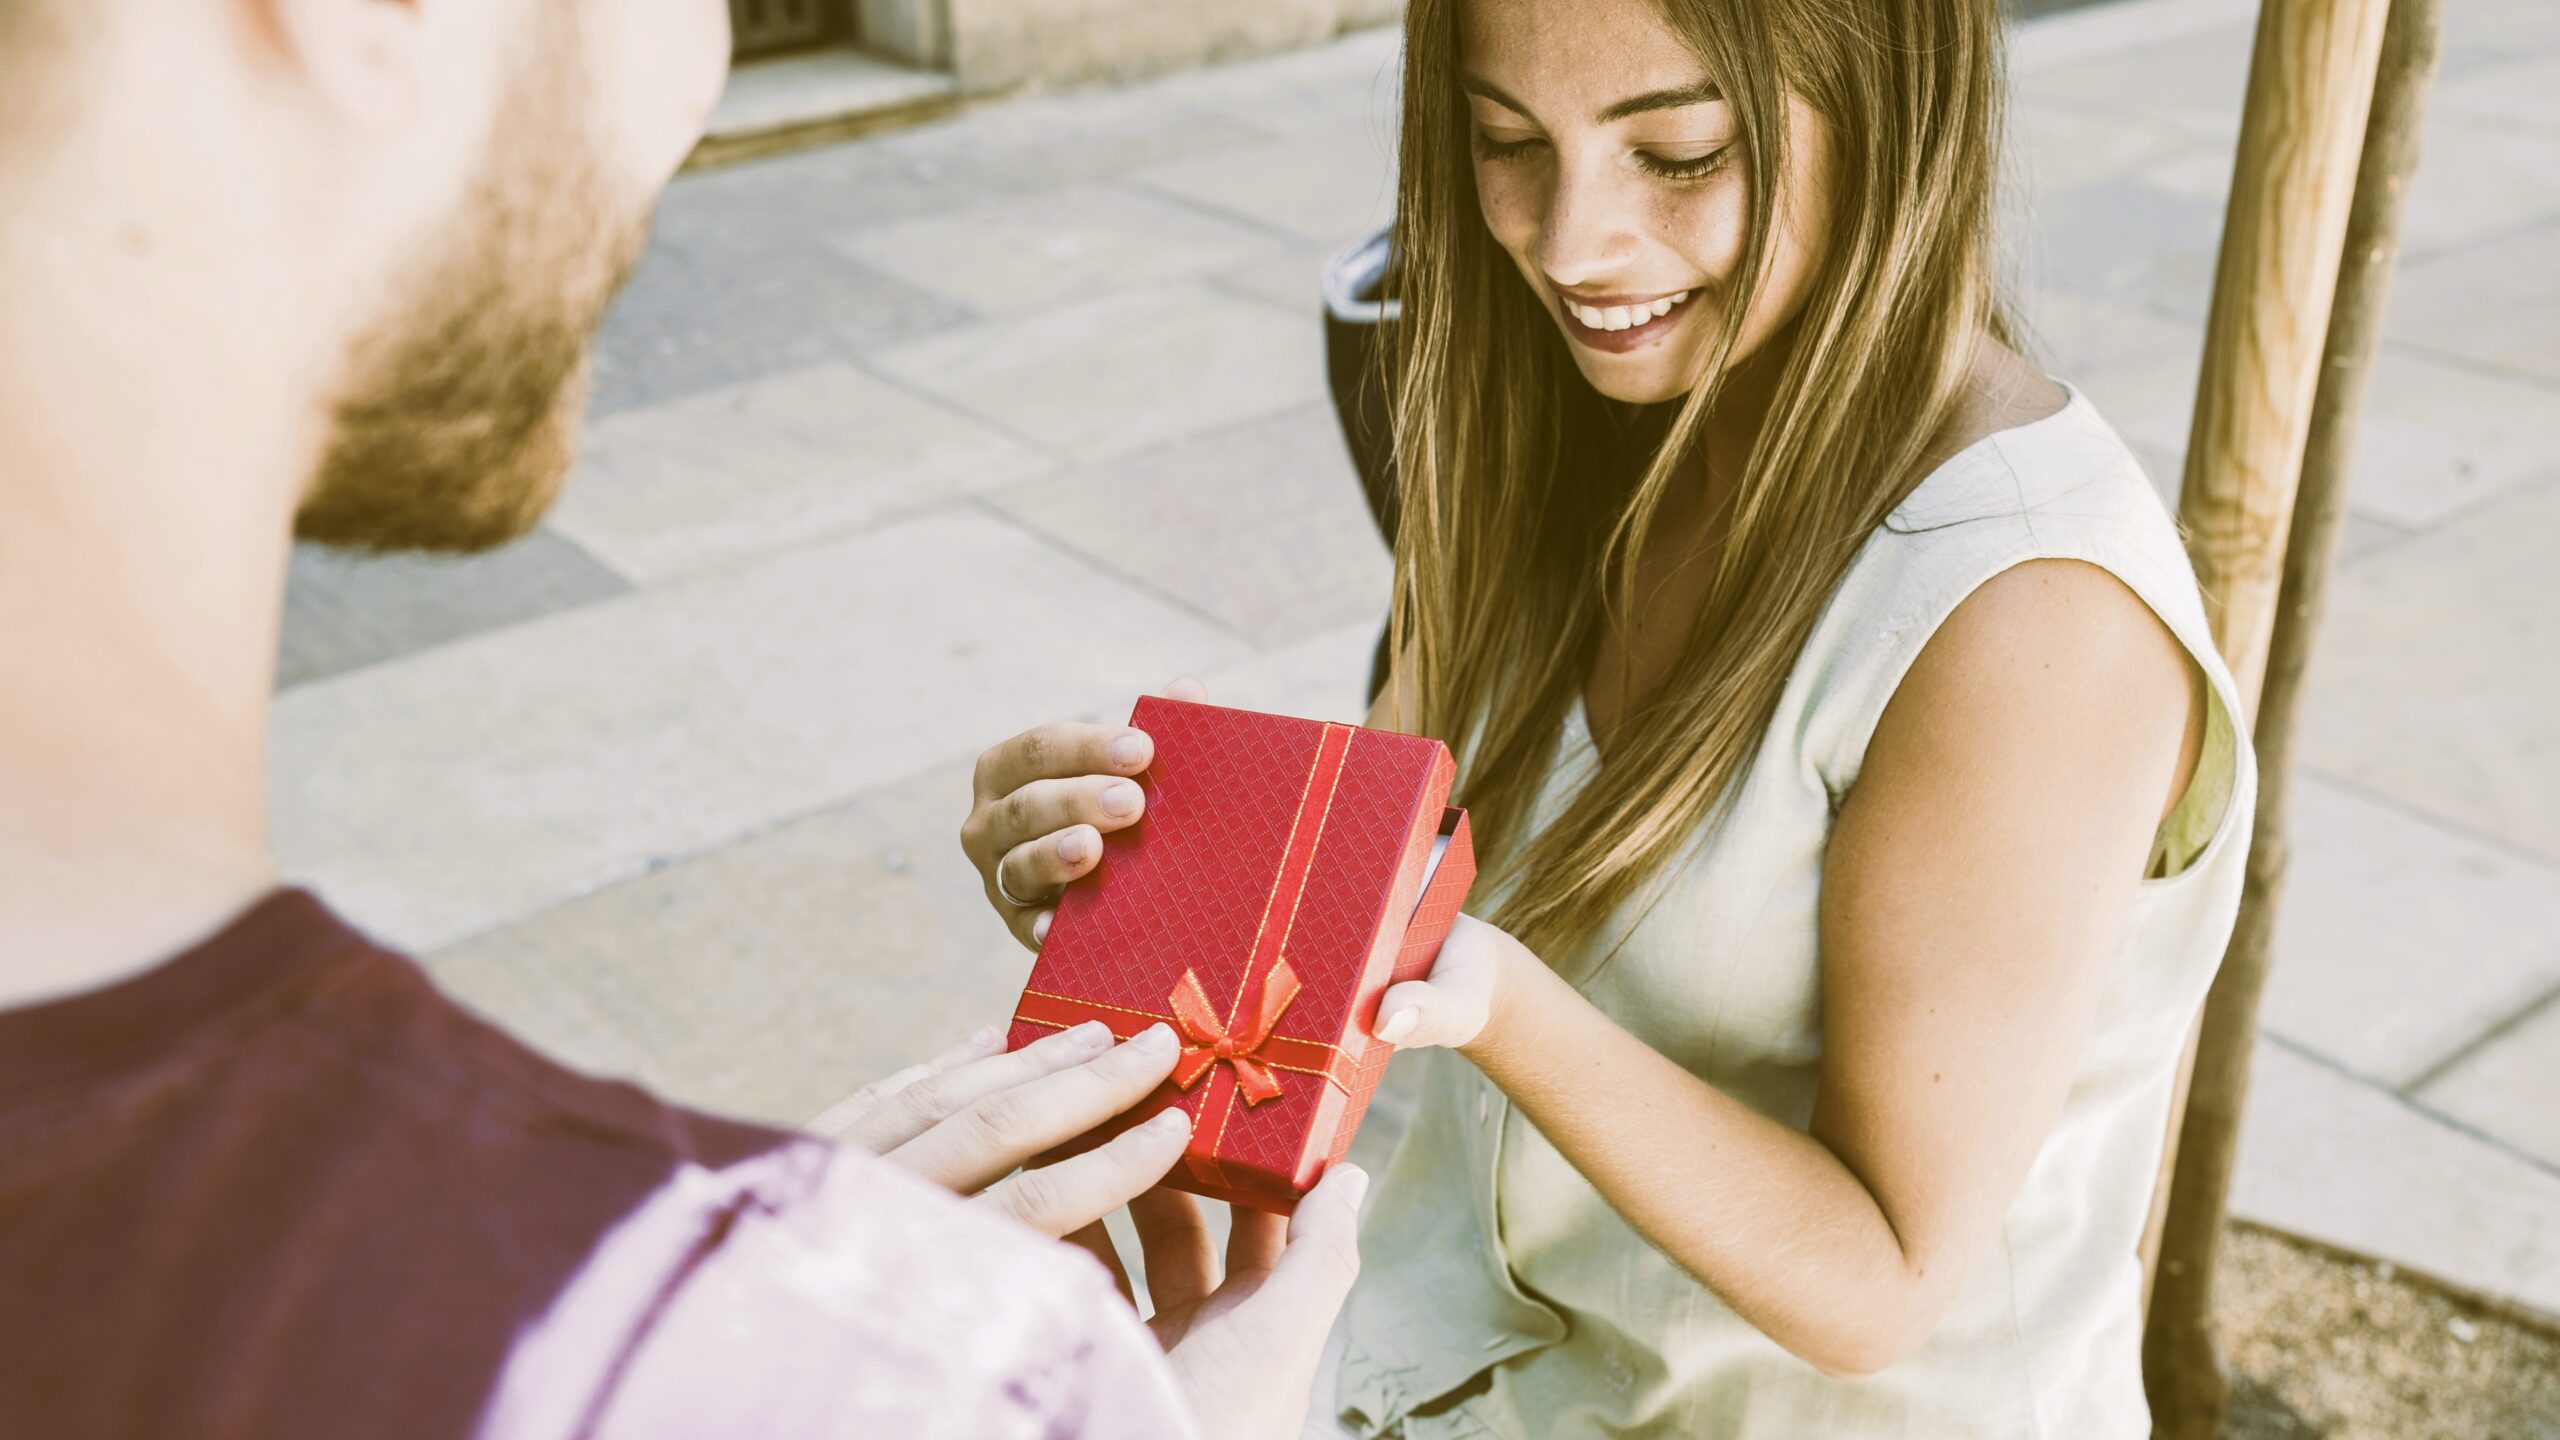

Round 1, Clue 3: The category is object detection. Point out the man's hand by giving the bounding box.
[1136,1167,1369,1440]
[962,678,1209,950]
[806,1020,1193,1244]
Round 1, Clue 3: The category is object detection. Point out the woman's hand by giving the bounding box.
[961,679,1210,949]
[1131,1171,1368,1440]
[1368,914,1525,1055]
[806,1020,1194,1246]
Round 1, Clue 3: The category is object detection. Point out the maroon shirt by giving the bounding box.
[0,890,787,1439]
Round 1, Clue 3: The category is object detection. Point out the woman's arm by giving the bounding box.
[1381,558,2206,1376]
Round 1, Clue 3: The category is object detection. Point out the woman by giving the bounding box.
[959,0,2253,1433]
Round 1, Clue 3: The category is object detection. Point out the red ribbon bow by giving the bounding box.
[1168,960,1302,1106]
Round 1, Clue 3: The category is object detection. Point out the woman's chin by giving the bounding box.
[1567,354,1697,406]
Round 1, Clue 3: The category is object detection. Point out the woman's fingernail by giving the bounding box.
[1099,781,1142,817]
[1110,732,1149,769]
[1376,1008,1418,1044]
[1132,1022,1177,1055]
[1059,829,1096,864]
[1031,910,1053,945]
[1072,1020,1114,1050]
[1144,1107,1192,1137]
[971,1023,1006,1051]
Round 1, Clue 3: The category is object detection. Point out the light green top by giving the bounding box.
[1332,385,2257,1440]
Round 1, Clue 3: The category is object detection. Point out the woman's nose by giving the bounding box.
[1535,162,1641,290]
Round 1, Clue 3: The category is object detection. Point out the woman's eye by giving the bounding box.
[1471,130,1545,162]
[1635,147,1728,181]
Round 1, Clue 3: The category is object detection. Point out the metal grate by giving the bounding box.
[728,0,843,59]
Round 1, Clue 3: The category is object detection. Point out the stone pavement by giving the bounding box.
[271,0,2560,1318]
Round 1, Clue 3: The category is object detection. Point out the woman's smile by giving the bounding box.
[1555,286,1698,354]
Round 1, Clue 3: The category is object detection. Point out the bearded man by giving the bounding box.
[0,4,1360,1437]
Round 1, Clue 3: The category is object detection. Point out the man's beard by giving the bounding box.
[295,45,647,555]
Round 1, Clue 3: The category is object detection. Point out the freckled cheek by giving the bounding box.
[1661,185,1747,289]
[1474,166,1548,273]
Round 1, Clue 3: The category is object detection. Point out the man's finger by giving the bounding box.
[972,1107,1192,1240]
[887,1023,1181,1193]
[1129,1185,1216,1318]
[1226,1205,1289,1282]
[970,775,1148,869]
[804,1024,1005,1141]
[1161,677,1210,703]
[974,721,1152,806]
[1061,1219,1135,1307]
[990,826,1101,912]
[834,1019,1117,1154]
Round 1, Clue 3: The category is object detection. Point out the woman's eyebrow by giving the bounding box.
[1596,81,1724,123]
[1460,75,1537,118]
[1459,75,1726,125]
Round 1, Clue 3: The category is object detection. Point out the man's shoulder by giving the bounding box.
[0,887,794,1440]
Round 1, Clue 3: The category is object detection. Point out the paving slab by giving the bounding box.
[2233,1040,2560,1323]
[838,182,1283,317]
[2013,287,2201,380]
[277,531,630,689]
[1134,118,1399,246]
[2021,172,2227,319]
[2006,0,2255,76]
[2298,475,2560,862]
[2437,52,2560,134]
[588,240,967,417]
[839,181,1290,319]
[1208,242,1341,318]
[2004,99,2204,196]
[2387,220,2560,385]
[552,362,1052,582]
[649,87,1272,257]
[2437,0,2560,80]
[2259,774,2560,1087]
[2415,992,2560,1172]
[270,508,1253,953]
[1190,618,1380,726]
[2011,21,2255,137]
[2131,112,2560,263]
[1136,24,1403,140]
[427,759,1024,1127]
[2074,342,2560,532]
[984,404,1391,647]
[867,282,1328,462]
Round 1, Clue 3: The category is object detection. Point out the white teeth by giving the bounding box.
[1565,291,1691,333]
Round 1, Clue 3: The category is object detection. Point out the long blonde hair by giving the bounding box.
[1387,0,2015,966]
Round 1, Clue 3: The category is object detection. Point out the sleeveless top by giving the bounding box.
[1332,384,2257,1439]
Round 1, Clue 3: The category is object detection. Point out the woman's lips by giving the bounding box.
[1556,289,1696,355]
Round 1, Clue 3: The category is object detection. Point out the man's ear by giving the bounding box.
[258,0,427,128]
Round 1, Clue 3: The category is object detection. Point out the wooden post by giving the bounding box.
[2140,0,2442,1432]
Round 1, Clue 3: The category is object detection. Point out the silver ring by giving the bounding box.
[994,858,1038,911]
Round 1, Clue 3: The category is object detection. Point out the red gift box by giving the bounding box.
[1003,696,1476,1215]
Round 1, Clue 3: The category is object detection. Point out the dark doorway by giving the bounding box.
[728,0,847,60]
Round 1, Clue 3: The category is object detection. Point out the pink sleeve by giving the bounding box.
[474,1139,1200,1440]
